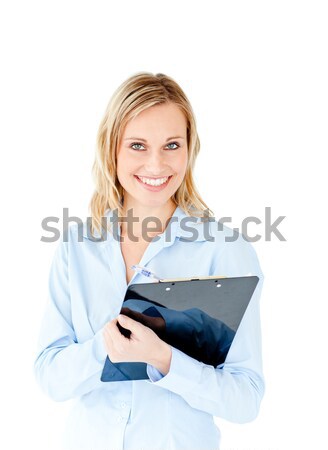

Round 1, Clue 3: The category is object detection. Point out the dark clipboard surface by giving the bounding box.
[101,275,259,382]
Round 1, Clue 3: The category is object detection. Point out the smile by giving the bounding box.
[135,175,172,186]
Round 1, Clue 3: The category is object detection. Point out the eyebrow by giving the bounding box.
[124,136,185,142]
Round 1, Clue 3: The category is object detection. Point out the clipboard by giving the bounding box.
[101,275,259,382]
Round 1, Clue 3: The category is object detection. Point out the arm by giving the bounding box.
[146,239,265,424]
[120,302,235,366]
[33,238,108,402]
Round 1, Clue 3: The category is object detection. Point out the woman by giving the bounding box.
[34,72,265,450]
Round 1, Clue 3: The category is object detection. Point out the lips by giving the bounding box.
[134,175,173,190]
[135,175,172,184]
[135,175,172,180]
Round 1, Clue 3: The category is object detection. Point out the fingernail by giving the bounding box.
[118,314,126,323]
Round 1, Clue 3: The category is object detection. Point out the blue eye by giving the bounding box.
[130,141,180,151]
[166,142,180,150]
[131,143,145,150]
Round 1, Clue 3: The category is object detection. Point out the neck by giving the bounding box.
[120,201,177,238]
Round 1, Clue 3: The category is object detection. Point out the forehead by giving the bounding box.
[122,102,187,136]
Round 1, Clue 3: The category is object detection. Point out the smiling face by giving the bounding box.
[116,102,188,212]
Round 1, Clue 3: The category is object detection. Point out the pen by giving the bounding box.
[131,264,161,281]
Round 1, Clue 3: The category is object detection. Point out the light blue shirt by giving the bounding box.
[33,205,265,450]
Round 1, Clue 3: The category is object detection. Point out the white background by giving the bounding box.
[1,1,327,449]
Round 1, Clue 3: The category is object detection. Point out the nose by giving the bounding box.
[143,150,167,175]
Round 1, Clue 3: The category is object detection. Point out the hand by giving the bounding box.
[103,314,172,374]
[120,307,166,338]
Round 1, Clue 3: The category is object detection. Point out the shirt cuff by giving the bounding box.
[146,346,206,390]
[146,363,165,382]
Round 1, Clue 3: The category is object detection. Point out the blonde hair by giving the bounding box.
[89,71,214,237]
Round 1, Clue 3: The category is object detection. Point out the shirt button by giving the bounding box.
[120,402,127,408]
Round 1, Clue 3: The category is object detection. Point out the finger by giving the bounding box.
[107,319,131,345]
[103,324,113,339]
[104,316,121,333]
[117,314,145,335]
[104,320,124,346]
[103,320,116,337]
[104,321,128,357]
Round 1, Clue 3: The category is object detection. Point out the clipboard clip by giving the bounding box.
[158,275,227,283]
[131,264,227,283]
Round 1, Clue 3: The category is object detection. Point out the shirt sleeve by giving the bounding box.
[33,237,108,402]
[146,237,265,424]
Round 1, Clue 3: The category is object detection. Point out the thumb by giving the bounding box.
[118,313,142,331]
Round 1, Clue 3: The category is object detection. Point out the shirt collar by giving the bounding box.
[81,205,210,244]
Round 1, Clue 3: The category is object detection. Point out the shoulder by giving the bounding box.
[63,211,115,246]
[193,216,264,279]
[50,219,112,269]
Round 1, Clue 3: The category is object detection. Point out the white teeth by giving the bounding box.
[138,176,169,186]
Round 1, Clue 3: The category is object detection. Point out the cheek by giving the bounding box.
[116,159,131,189]
[116,152,134,175]
[116,151,122,173]
[175,151,188,174]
